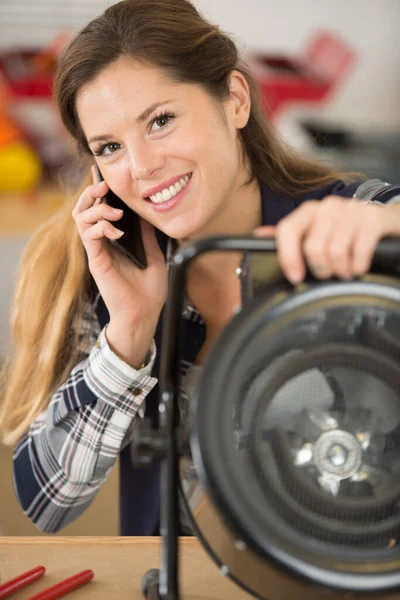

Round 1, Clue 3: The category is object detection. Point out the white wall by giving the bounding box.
[195,0,400,132]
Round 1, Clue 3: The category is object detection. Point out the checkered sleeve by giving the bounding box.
[12,294,158,534]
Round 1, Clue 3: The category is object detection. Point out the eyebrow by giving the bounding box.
[87,99,174,144]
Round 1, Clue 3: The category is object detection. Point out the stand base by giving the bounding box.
[142,569,161,600]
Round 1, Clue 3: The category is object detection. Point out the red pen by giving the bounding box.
[26,570,94,600]
[0,566,46,599]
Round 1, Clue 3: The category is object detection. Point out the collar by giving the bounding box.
[260,180,297,226]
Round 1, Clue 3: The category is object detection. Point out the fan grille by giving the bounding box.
[248,344,400,550]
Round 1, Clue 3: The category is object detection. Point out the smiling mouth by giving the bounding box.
[146,173,192,204]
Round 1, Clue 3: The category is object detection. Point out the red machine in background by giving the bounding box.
[248,31,356,120]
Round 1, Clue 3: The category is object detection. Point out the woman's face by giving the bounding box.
[76,58,251,241]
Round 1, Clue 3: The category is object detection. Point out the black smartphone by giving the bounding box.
[94,164,147,269]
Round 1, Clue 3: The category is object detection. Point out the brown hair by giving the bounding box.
[56,0,342,194]
[0,0,351,445]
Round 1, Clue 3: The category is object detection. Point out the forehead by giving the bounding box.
[76,58,177,118]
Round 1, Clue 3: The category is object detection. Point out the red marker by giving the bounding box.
[0,566,46,599]
[26,570,94,600]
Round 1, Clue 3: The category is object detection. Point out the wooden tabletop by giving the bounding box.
[0,537,250,599]
[0,185,63,235]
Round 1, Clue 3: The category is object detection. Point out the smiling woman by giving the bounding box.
[1,0,400,538]
[75,57,257,241]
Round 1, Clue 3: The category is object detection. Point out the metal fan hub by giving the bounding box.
[313,429,362,480]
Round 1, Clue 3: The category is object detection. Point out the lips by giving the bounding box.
[144,171,193,213]
[147,173,192,204]
[142,172,192,200]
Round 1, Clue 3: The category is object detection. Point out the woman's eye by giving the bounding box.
[105,143,121,154]
[149,112,174,133]
[93,142,121,157]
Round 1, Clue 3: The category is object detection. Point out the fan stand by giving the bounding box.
[138,412,181,600]
[141,568,162,600]
[137,237,255,599]
[135,365,181,600]
[136,237,287,600]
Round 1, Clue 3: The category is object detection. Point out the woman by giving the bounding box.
[1,0,400,536]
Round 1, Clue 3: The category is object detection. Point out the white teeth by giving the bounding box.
[162,188,172,201]
[148,173,191,204]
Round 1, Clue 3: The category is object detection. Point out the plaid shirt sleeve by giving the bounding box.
[12,294,158,533]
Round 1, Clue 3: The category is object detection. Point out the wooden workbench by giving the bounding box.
[0,537,250,599]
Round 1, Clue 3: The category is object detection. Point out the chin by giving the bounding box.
[160,219,206,244]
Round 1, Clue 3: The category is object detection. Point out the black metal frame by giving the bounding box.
[140,235,400,600]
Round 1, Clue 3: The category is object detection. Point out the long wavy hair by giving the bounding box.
[0,0,352,445]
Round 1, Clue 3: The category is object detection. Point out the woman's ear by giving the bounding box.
[227,70,251,129]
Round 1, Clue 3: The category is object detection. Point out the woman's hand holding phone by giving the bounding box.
[72,166,168,368]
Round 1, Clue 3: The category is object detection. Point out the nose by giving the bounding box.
[128,139,165,180]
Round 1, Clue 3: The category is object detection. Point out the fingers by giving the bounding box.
[78,202,123,227]
[79,215,124,265]
[303,198,357,280]
[352,205,386,275]
[84,219,124,242]
[276,201,319,284]
[254,205,318,283]
[254,225,276,237]
[326,201,388,279]
[254,196,396,284]
[72,179,124,263]
[91,164,101,185]
[72,181,109,215]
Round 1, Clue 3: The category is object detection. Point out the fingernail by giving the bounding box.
[113,228,124,238]
[111,208,123,215]
[254,228,270,237]
[287,271,302,285]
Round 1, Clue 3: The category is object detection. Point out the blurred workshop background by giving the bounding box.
[0,0,399,536]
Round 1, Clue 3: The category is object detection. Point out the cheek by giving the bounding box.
[182,121,239,180]
[106,173,148,217]
[205,136,241,186]
[102,163,131,197]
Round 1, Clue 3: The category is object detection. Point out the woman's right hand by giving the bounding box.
[72,167,168,367]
